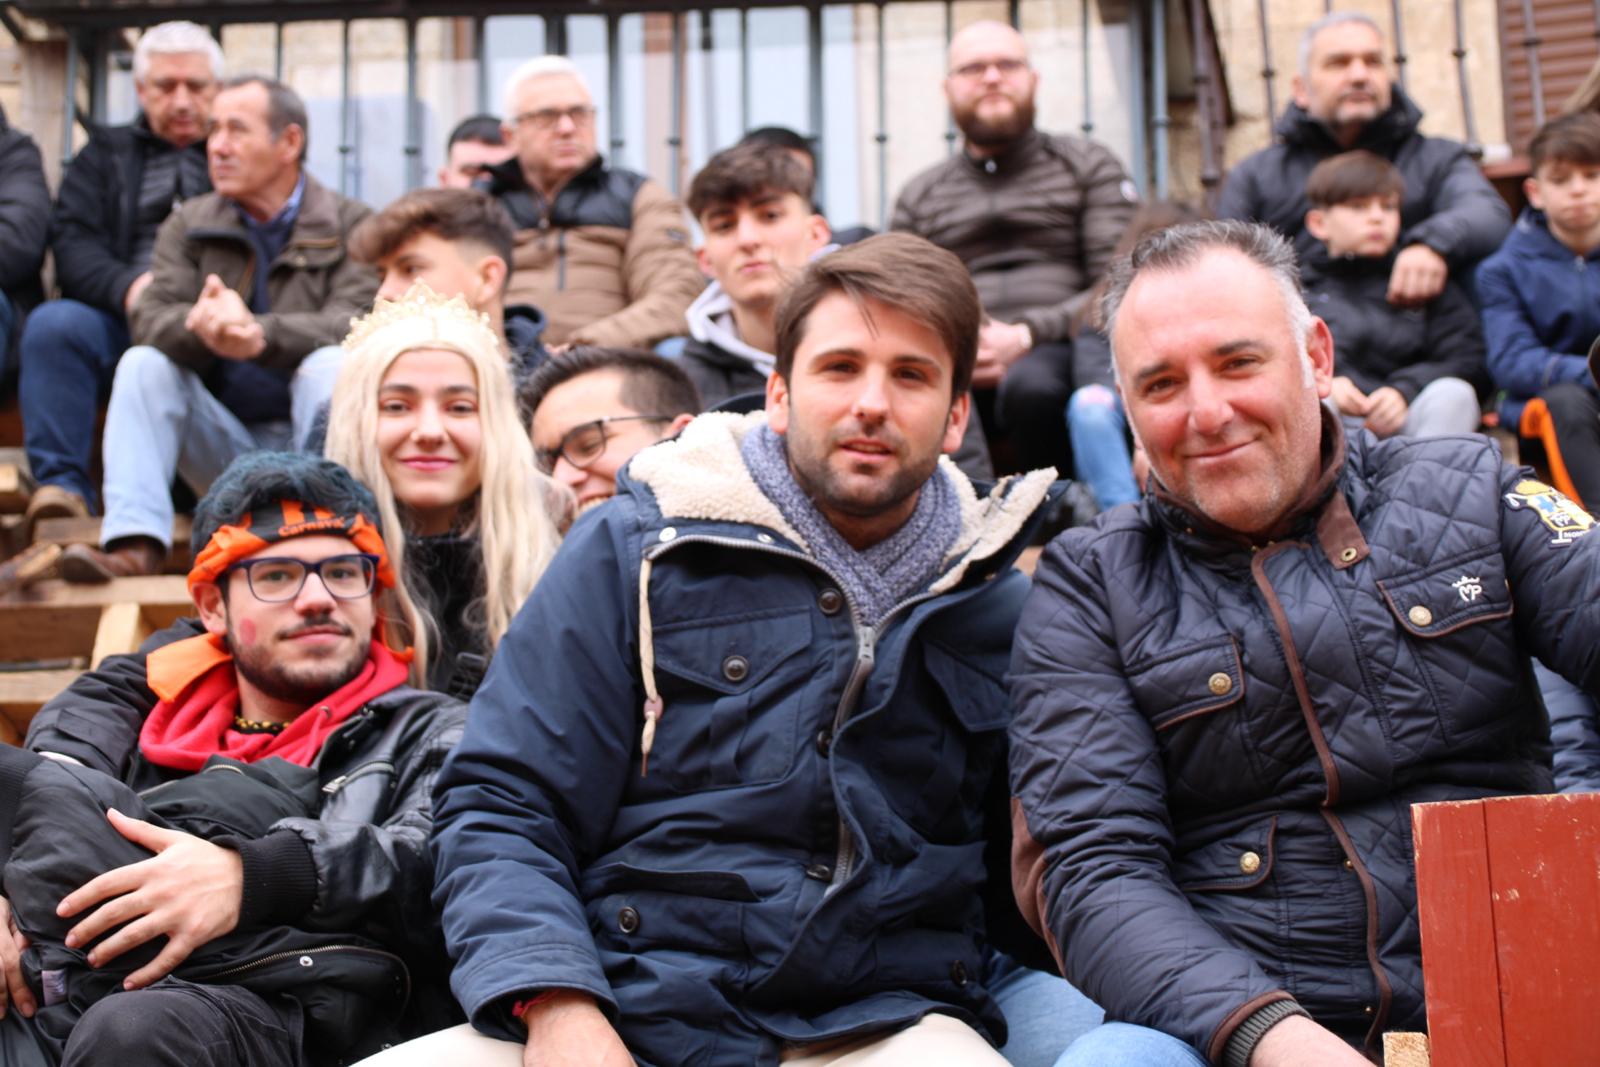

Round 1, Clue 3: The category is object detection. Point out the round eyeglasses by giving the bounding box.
[535,414,672,474]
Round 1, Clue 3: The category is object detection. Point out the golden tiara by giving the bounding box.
[341,280,502,363]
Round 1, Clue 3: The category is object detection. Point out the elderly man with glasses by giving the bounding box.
[477,56,703,351]
[521,346,700,524]
[1,451,466,1067]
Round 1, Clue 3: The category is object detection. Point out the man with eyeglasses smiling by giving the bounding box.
[4,452,467,1064]
[521,347,700,523]
[477,56,703,351]
[893,20,1137,486]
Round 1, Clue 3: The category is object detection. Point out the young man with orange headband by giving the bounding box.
[0,451,465,1066]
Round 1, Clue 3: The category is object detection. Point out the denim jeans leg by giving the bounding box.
[985,947,1104,1067]
[1067,385,1139,510]
[289,345,347,450]
[100,346,257,549]
[17,300,128,508]
[1052,1022,1210,1067]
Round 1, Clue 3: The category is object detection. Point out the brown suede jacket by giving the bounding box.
[130,172,377,373]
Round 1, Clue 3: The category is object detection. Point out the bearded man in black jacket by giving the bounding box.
[0,452,464,1067]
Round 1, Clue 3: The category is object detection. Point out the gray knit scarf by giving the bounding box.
[740,424,962,627]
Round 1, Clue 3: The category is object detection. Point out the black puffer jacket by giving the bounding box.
[50,115,210,316]
[1009,421,1590,1064]
[1300,247,1488,400]
[1217,90,1510,271]
[24,617,468,1043]
[0,104,50,313]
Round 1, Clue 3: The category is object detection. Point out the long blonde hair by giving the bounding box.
[325,284,561,684]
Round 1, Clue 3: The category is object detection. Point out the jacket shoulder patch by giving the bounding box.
[1504,478,1595,546]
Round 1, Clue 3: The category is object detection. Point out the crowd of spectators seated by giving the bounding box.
[0,9,1597,1067]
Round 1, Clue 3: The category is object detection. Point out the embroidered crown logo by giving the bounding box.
[1451,575,1483,603]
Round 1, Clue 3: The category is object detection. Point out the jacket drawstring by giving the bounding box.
[637,556,664,777]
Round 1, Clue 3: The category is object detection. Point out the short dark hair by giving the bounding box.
[1530,112,1600,172]
[519,347,703,426]
[192,452,381,564]
[739,125,814,163]
[774,233,980,395]
[448,113,505,149]
[221,74,308,161]
[1305,150,1404,208]
[348,188,516,281]
[687,142,815,220]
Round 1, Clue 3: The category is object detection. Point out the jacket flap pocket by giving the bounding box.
[583,862,759,902]
[1128,638,1245,731]
[1377,552,1512,638]
[652,609,811,695]
[1176,816,1277,893]
[924,640,1009,733]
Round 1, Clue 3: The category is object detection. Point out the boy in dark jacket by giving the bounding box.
[0,452,465,1067]
[1300,150,1486,438]
[1478,112,1600,507]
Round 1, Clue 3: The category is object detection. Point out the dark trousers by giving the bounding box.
[61,980,305,1067]
[980,340,1074,475]
[1541,382,1600,508]
[17,300,129,509]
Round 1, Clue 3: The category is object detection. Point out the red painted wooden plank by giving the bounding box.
[1413,798,1507,1067]
[1481,793,1600,1067]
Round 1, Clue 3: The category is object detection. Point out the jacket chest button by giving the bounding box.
[1408,605,1433,627]
[1207,672,1233,696]
[617,906,640,934]
[1239,851,1262,875]
[1339,547,1359,563]
[818,589,844,615]
[949,960,969,986]
[1342,858,1355,871]
[722,655,749,682]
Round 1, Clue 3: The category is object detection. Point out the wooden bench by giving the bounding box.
[0,575,192,743]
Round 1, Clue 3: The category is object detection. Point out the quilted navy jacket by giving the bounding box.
[430,413,1056,1066]
[1010,422,1594,1063]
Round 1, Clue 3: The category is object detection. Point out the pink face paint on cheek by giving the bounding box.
[237,618,258,644]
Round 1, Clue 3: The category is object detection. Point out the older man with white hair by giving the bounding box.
[1218,10,1509,307]
[12,20,221,535]
[477,56,702,349]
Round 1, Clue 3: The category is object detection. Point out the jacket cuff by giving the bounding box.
[219,827,319,927]
[1220,998,1310,1067]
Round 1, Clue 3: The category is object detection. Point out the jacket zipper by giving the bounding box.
[320,758,395,796]
[643,535,990,891]
[202,942,412,1007]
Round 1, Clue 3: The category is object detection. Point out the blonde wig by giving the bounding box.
[325,282,562,684]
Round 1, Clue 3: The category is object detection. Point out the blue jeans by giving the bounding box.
[17,300,130,508]
[1052,1022,1209,1066]
[985,948,1103,1067]
[99,344,346,548]
[1066,384,1139,510]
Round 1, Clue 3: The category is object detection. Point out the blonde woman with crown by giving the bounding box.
[325,281,564,695]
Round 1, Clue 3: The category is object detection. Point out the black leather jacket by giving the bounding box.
[25,617,466,1038]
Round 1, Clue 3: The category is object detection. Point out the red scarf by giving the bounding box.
[139,634,410,773]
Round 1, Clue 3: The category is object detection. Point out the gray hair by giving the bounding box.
[501,55,592,121]
[1298,11,1385,79]
[133,20,224,83]
[1102,220,1316,385]
[221,75,308,161]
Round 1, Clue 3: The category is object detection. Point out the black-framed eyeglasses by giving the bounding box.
[949,57,1029,80]
[512,105,597,130]
[535,414,672,474]
[222,554,380,602]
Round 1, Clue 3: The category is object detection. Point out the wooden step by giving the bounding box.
[1383,1032,1430,1067]
[0,459,35,513]
[31,516,193,572]
[0,576,191,663]
[0,668,85,744]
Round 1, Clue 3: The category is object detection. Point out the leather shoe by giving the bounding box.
[60,540,164,584]
[0,542,63,598]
